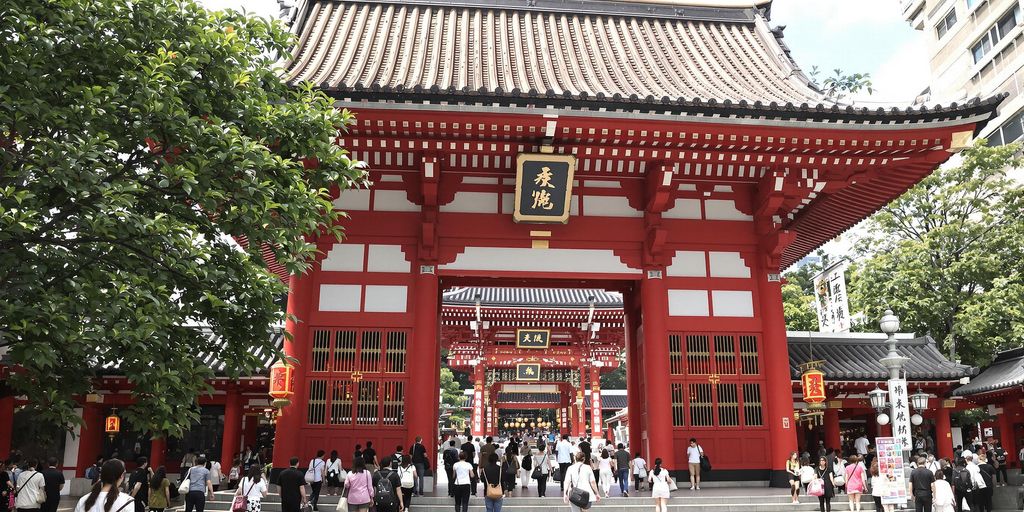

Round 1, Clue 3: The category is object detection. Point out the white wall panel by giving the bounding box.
[332,189,370,211]
[668,289,710,316]
[708,251,751,278]
[321,243,365,272]
[373,190,421,212]
[582,195,643,217]
[319,284,362,312]
[363,285,408,313]
[440,192,499,213]
[366,244,410,273]
[662,198,702,219]
[711,290,754,317]
[704,199,752,221]
[441,247,640,274]
[666,251,706,277]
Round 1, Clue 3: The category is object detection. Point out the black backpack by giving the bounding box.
[373,472,398,511]
[522,453,532,471]
[954,468,975,493]
[443,449,459,468]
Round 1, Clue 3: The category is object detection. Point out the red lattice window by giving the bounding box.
[306,328,409,427]
[668,332,765,428]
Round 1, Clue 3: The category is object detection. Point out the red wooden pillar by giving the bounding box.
[935,406,953,460]
[640,271,675,467]
[758,266,798,486]
[590,366,602,438]
[77,403,104,476]
[574,386,586,438]
[824,408,841,450]
[0,395,13,458]
[273,269,314,468]
[624,290,643,453]
[150,437,167,470]
[407,268,439,460]
[998,396,1015,463]
[221,387,243,474]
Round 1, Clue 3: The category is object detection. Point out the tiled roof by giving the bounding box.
[443,287,623,308]
[788,332,975,381]
[952,347,1024,397]
[283,1,1002,123]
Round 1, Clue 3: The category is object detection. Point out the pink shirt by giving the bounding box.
[344,470,374,505]
[844,462,866,492]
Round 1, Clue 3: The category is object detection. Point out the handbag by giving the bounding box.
[484,466,503,499]
[567,466,591,509]
[551,467,562,482]
[531,466,542,480]
[698,447,711,472]
[807,478,825,497]
[668,475,678,491]
[231,480,256,512]
[304,461,321,484]
[177,468,192,495]
[335,486,348,512]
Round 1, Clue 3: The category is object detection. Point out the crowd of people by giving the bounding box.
[788,433,1018,512]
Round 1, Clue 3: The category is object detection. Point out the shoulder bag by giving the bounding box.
[231,479,256,512]
[177,468,193,495]
[304,461,321,484]
[698,447,712,472]
[567,465,591,509]
[484,466,503,499]
[14,472,42,505]
[807,478,825,497]
[335,480,349,512]
[668,472,678,491]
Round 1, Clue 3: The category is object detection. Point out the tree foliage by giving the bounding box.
[809,67,873,100]
[0,0,366,437]
[440,367,468,426]
[850,141,1023,365]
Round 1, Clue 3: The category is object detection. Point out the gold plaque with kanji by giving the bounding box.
[516,329,551,349]
[513,153,576,223]
[516,363,541,381]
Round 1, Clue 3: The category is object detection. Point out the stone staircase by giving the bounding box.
[204,490,878,512]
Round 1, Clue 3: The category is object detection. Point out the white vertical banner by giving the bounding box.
[887,379,913,507]
[888,378,913,453]
[814,261,851,333]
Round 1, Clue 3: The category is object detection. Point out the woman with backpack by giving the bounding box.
[342,459,374,512]
[397,455,417,509]
[499,452,518,498]
[233,466,267,512]
[844,455,867,511]
[74,460,135,512]
[518,444,532,490]
[324,451,343,496]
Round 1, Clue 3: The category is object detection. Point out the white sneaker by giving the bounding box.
[690,486,695,490]
[695,486,700,490]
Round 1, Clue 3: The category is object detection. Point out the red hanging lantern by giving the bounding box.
[105,411,121,439]
[269,361,294,404]
[801,368,827,410]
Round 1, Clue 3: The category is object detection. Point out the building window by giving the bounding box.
[936,8,958,38]
[972,5,1021,63]
[669,332,766,428]
[992,109,1024,145]
[307,328,409,427]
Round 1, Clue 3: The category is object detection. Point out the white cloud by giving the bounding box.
[773,0,902,33]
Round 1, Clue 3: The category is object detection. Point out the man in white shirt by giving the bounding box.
[556,436,573,492]
[854,435,870,456]
[15,459,46,512]
[686,438,703,490]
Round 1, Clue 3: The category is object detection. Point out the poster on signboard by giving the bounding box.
[813,261,851,333]
[875,436,909,506]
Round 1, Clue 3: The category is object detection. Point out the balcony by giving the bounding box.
[902,0,927,29]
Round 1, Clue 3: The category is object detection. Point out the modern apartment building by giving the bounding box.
[904,0,1024,144]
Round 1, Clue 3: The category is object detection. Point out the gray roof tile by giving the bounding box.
[952,347,1024,397]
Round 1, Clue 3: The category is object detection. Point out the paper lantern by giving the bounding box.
[269,361,294,401]
[105,413,121,435]
[801,368,826,408]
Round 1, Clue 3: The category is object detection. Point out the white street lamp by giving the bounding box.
[868,387,888,411]
[910,389,930,411]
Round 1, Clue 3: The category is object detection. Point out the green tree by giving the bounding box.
[849,140,1022,365]
[600,365,626,390]
[440,367,468,426]
[0,0,366,437]
[782,282,819,331]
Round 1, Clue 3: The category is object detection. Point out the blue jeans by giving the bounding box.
[617,468,630,494]
[484,497,503,512]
